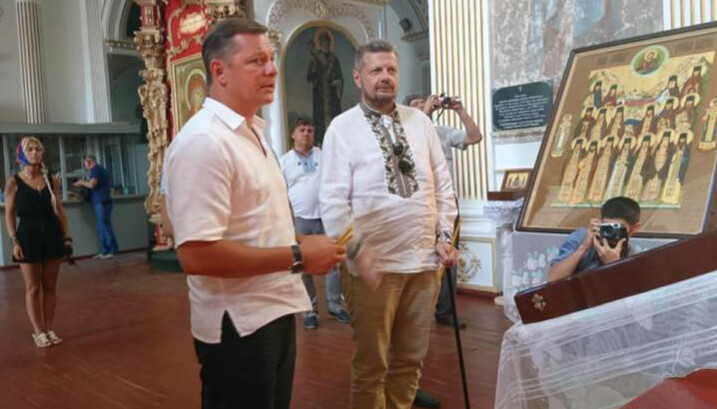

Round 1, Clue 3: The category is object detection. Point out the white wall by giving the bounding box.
[42,0,91,123]
[0,0,25,122]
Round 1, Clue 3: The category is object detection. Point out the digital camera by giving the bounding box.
[599,222,628,242]
[439,93,455,108]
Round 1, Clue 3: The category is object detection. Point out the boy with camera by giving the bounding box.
[547,196,641,282]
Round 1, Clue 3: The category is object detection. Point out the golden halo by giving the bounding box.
[581,105,597,119]
[313,27,335,51]
[637,133,656,149]
[601,134,619,149]
[620,134,638,151]
[681,92,701,108]
[709,97,717,108]
[663,96,680,111]
[671,130,694,145]
[572,136,587,150]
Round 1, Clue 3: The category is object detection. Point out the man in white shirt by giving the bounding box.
[164,19,346,409]
[279,118,350,329]
[320,39,458,409]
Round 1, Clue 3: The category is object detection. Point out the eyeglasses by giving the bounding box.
[391,142,414,174]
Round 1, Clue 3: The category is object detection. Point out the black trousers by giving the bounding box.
[193,313,297,409]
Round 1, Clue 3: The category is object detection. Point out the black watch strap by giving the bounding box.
[290,244,304,274]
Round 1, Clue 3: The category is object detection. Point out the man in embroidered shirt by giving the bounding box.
[164,19,346,409]
[547,196,641,282]
[279,118,350,329]
[320,39,458,409]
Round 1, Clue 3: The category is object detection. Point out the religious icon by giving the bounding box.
[656,97,678,134]
[169,55,207,133]
[631,46,668,76]
[662,131,694,204]
[551,114,573,158]
[307,27,344,145]
[589,108,609,141]
[699,97,717,151]
[501,169,532,192]
[574,106,595,137]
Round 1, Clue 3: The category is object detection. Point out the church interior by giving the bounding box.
[1,0,717,408]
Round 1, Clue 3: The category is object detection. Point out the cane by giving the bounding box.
[437,216,470,409]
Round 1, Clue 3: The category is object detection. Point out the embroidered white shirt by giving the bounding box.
[165,97,311,343]
[320,104,457,274]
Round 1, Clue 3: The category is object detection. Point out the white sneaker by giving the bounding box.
[100,254,115,260]
[92,254,105,260]
[46,330,63,345]
[32,332,51,348]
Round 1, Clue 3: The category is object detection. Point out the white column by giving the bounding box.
[80,0,112,122]
[16,0,49,124]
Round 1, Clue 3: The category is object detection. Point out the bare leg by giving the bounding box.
[41,259,61,331]
[20,263,44,334]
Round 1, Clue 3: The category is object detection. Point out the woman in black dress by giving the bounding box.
[4,137,71,348]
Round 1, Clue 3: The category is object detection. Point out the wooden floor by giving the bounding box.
[0,253,513,409]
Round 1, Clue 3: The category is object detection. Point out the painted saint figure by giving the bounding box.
[569,140,600,205]
[604,134,637,199]
[699,98,717,151]
[623,133,654,201]
[551,114,573,158]
[641,131,673,202]
[608,105,626,137]
[602,84,618,107]
[592,81,603,108]
[636,105,657,137]
[662,132,693,204]
[587,135,619,203]
[676,93,699,133]
[589,108,608,141]
[307,28,344,145]
[557,137,586,203]
[680,66,703,96]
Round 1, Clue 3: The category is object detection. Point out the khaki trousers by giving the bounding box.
[342,268,440,409]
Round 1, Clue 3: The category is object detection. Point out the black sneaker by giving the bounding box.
[328,309,351,323]
[414,388,441,408]
[304,315,318,329]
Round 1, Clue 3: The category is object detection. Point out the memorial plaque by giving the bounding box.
[492,81,553,131]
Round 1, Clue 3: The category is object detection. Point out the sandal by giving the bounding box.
[32,332,51,348]
[46,331,63,345]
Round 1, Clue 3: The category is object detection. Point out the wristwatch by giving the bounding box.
[290,244,304,274]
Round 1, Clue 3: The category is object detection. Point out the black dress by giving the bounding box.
[13,174,64,263]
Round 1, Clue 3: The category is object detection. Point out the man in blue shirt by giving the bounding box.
[547,197,641,282]
[74,155,118,259]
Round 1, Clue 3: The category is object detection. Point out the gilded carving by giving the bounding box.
[205,0,246,21]
[267,0,376,40]
[134,21,169,224]
[532,293,547,311]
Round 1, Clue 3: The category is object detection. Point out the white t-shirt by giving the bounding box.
[279,147,322,219]
[320,104,457,274]
[165,97,311,343]
[436,125,467,172]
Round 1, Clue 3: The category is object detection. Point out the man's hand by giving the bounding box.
[436,241,457,267]
[421,95,441,116]
[580,218,601,250]
[299,235,346,275]
[354,246,382,290]
[444,96,464,111]
[593,237,626,264]
[72,180,82,187]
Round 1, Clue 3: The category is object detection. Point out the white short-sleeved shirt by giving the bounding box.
[436,125,467,171]
[279,147,322,219]
[165,97,311,343]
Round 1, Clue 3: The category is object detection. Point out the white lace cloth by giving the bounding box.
[495,269,717,409]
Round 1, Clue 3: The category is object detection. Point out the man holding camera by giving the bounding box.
[547,196,641,282]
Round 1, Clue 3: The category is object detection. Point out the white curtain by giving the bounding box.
[495,269,717,409]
